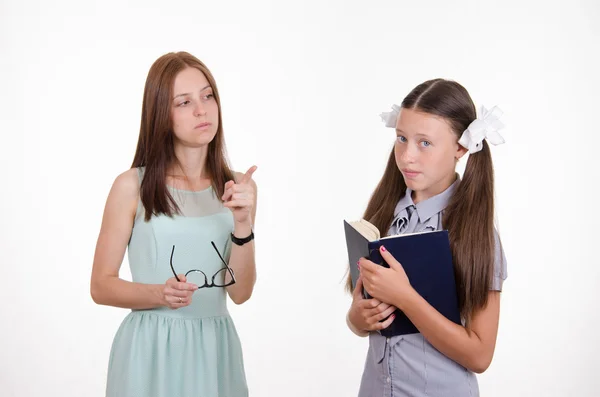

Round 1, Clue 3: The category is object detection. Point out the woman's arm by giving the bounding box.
[222,169,258,304]
[90,169,196,309]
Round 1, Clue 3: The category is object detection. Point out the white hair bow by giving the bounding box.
[379,103,506,154]
[458,105,506,154]
[379,104,401,128]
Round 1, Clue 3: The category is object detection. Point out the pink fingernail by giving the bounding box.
[381,246,387,252]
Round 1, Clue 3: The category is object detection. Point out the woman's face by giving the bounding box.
[170,67,219,148]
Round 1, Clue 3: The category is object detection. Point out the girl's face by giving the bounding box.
[394,108,467,202]
[170,67,219,148]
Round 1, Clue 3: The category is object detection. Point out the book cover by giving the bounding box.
[344,220,461,337]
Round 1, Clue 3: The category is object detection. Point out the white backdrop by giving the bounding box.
[1,0,599,396]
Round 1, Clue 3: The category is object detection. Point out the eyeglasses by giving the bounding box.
[169,242,236,288]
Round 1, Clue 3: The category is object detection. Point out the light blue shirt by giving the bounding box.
[358,178,507,397]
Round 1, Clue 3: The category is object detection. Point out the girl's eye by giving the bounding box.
[396,136,407,143]
[421,140,431,147]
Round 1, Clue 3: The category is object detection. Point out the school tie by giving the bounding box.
[391,205,419,235]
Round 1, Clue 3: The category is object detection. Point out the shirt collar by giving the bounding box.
[393,176,460,223]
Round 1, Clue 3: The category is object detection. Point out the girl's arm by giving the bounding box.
[398,288,500,373]
[359,246,501,373]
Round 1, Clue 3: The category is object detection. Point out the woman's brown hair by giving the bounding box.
[131,51,234,221]
[348,79,499,324]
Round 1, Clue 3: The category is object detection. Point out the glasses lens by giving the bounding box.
[184,270,208,287]
[212,267,235,287]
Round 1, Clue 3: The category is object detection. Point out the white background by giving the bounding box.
[1,0,599,396]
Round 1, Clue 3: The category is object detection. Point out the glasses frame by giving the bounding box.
[169,241,236,288]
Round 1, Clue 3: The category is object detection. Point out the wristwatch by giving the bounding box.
[231,230,254,246]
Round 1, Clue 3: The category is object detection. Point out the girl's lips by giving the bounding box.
[402,169,421,178]
[195,122,211,129]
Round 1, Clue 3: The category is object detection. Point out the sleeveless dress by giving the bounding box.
[106,168,248,397]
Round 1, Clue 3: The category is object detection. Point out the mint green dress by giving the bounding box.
[106,168,248,397]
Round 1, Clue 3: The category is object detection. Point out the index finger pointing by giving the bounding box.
[241,165,257,184]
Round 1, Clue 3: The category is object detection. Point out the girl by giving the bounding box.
[90,51,257,397]
[347,79,507,396]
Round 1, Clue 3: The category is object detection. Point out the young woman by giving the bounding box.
[90,51,257,397]
[347,78,507,397]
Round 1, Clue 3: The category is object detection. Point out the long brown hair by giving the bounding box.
[131,51,234,221]
[348,79,500,324]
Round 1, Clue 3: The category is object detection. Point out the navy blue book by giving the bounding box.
[344,219,461,337]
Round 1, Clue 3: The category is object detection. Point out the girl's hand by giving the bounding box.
[348,276,397,333]
[359,245,414,310]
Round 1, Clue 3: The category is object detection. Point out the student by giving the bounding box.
[347,78,507,396]
[90,51,257,397]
